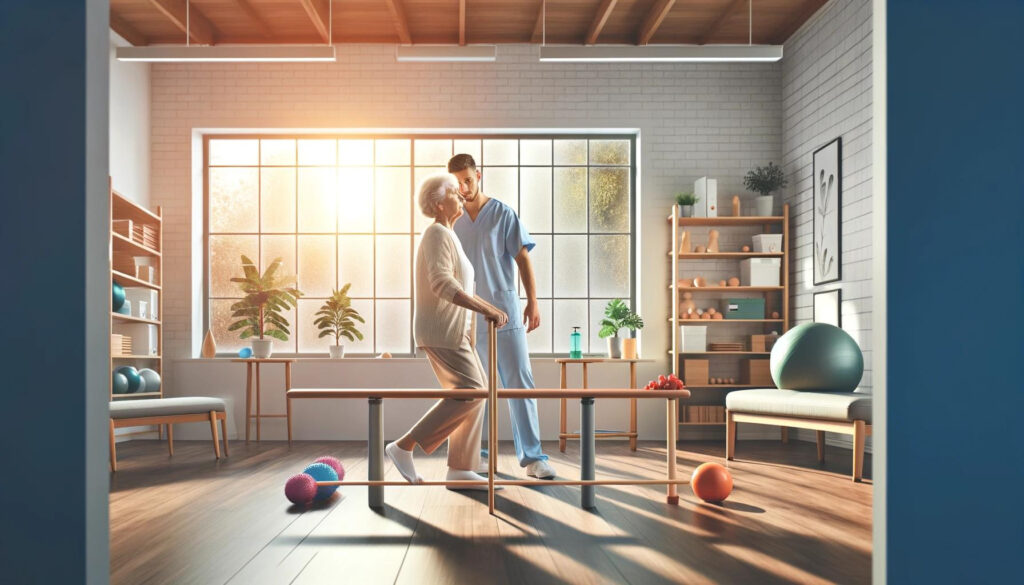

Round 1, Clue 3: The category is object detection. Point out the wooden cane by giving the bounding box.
[488,321,497,514]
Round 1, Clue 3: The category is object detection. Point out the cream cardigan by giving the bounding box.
[414,223,475,350]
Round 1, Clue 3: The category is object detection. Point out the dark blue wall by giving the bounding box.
[888,0,1024,582]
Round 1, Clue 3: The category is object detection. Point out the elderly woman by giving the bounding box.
[385,174,508,488]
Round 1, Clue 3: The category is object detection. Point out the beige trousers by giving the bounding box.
[407,332,487,471]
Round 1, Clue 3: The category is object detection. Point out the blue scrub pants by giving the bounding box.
[475,327,549,466]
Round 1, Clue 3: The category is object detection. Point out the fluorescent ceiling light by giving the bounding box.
[116,45,337,62]
[538,45,782,63]
[396,45,497,62]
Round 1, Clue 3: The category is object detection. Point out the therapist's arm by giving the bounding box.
[514,246,541,333]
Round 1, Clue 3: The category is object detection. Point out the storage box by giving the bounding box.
[743,359,773,386]
[113,252,137,275]
[679,325,707,352]
[694,177,718,218]
[683,359,710,386]
[750,334,778,353]
[740,258,781,286]
[723,298,765,319]
[117,323,158,356]
[751,234,783,253]
[135,265,157,284]
[124,288,158,320]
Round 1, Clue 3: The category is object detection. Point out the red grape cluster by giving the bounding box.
[645,373,685,390]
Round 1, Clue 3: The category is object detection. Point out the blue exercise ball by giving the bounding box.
[138,368,161,393]
[238,347,253,359]
[115,366,142,393]
[770,323,864,392]
[112,372,130,395]
[112,281,126,311]
[302,462,339,501]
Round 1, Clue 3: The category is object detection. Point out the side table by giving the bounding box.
[556,358,653,452]
[231,358,296,443]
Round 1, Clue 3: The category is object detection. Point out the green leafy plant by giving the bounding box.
[599,299,643,338]
[674,192,698,206]
[743,162,788,197]
[228,255,302,341]
[314,284,365,346]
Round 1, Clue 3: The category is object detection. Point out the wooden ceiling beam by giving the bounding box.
[585,0,618,45]
[230,0,273,38]
[297,0,330,44]
[698,0,746,45]
[459,0,466,46]
[110,12,148,46]
[530,1,545,43]
[636,0,676,46]
[770,0,828,44]
[383,0,412,45]
[148,0,215,45]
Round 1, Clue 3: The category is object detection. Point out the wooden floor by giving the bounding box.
[110,439,872,585]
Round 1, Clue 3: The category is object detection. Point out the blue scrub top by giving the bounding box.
[453,198,535,333]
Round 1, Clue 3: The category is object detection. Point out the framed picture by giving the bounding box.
[813,289,842,328]
[813,137,842,285]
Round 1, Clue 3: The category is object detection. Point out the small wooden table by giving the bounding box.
[231,358,296,443]
[556,358,654,452]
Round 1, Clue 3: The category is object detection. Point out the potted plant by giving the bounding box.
[314,284,365,358]
[743,162,788,216]
[228,255,302,358]
[621,311,644,359]
[674,192,699,217]
[598,299,642,359]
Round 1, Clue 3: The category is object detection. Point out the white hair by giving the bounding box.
[418,173,458,218]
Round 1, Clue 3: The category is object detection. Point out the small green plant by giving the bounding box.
[599,299,644,338]
[675,192,698,206]
[743,162,788,197]
[228,256,302,341]
[314,284,365,346]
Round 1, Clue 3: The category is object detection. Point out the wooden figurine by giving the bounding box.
[706,308,717,315]
[718,279,727,286]
[201,329,217,358]
[732,195,741,217]
[679,292,697,316]
[693,276,707,287]
[695,245,707,253]
[741,245,751,252]
[727,276,740,287]
[700,312,712,320]
[771,311,780,319]
[678,230,691,254]
[707,229,720,253]
[712,312,724,319]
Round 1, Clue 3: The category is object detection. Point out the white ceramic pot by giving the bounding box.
[328,345,345,359]
[755,195,774,217]
[606,336,622,359]
[250,339,273,359]
[680,204,694,217]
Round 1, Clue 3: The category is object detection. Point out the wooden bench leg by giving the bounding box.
[816,430,825,463]
[109,419,117,472]
[726,410,736,461]
[781,427,789,443]
[167,424,174,456]
[209,411,221,459]
[287,395,293,446]
[852,420,865,482]
[220,415,230,457]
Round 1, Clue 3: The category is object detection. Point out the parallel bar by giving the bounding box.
[581,397,596,508]
[318,479,692,487]
[488,322,497,514]
[559,432,636,439]
[288,388,690,400]
[368,398,383,507]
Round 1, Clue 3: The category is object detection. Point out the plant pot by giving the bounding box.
[328,345,345,359]
[606,336,622,359]
[755,195,774,217]
[680,204,694,217]
[622,337,638,360]
[250,339,273,359]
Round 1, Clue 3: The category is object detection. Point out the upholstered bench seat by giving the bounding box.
[726,389,872,423]
[109,397,228,471]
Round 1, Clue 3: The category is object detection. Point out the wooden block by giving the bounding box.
[111,334,123,356]
[751,334,777,353]
[743,359,772,386]
[683,359,709,386]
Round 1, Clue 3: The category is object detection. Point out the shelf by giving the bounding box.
[111,392,163,399]
[672,350,770,355]
[679,422,726,426]
[669,252,784,259]
[113,232,160,257]
[111,312,161,326]
[112,270,161,291]
[112,190,162,223]
[667,215,784,226]
[112,355,162,359]
[670,318,783,324]
[671,285,783,292]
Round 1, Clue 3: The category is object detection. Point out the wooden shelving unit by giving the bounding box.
[669,203,790,432]
[109,180,163,402]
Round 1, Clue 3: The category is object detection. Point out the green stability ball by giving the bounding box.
[112,372,130,394]
[112,281,126,311]
[770,323,863,392]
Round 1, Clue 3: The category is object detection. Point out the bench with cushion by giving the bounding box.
[109,397,228,471]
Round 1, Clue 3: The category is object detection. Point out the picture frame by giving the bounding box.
[813,137,842,285]
[813,289,842,328]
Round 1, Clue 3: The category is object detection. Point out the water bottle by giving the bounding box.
[569,326,582,359]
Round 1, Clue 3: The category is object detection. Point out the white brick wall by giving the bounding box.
[782,0,874,448]
[149,44,787,440]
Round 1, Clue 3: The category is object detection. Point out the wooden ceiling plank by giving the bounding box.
[771,0,829,44]
[110,12,148,46]
[148,0,215,45]
[530,1,545,43]
[231,0,274,38]
[297,0,331,44]
[459,0,466,46]
[383,0,412,45]
[585,0,619,45]
[699,0,746,45]
[636,0,676,46]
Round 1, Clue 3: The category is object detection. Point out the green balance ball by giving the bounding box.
[138,369,161,393]
[115,366,142,393]
[770,323,863,392]
[112,372,130,394]
[112,281,126,311]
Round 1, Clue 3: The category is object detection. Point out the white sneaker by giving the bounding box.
[526,460,557,479]
[475,461,490,475]
[385,442,423,484]
[445,468,501,491]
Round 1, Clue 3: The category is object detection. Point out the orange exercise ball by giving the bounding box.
[691,462,733,502]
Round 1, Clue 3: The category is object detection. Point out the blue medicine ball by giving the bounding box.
[302,462,339,501]
[112,281,126,311]
[112,372,130,394]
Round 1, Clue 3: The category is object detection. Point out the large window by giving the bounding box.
[205,135,634,356]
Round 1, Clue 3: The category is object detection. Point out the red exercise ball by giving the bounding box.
[691,462,733,502]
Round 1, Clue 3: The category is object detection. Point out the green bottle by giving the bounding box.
[569,326,582,359]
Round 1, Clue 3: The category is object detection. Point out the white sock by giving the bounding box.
[445,468,500,490]
[386,442,422,484]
